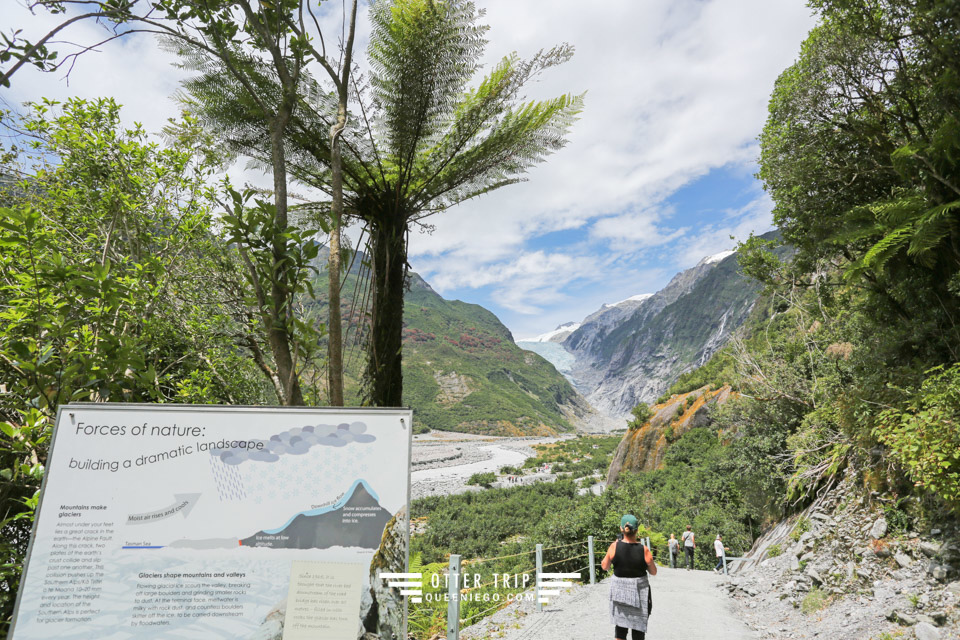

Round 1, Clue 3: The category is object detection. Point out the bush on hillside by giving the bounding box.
[467,472,496,488]
[628,403,653,430]
[875,364,960,508]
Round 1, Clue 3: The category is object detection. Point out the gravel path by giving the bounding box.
[461,567,757,640]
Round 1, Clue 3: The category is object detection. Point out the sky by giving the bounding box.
[1,0,817,340]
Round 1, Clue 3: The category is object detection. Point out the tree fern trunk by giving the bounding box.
[366,217,406,407]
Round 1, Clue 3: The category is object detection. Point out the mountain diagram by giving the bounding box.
[239,479,393,550]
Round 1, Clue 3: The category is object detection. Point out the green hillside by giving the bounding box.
[313,256,585,435]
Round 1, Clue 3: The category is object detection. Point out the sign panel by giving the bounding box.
[10,404,412,640]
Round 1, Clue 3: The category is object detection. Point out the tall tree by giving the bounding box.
[161,0,360,406]
[188,0,583,406]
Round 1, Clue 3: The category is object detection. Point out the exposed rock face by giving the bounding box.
[433,371,474,405]
[605,385,735,485]
[723,470,960,640]
[564,250,761,417]
[360,507,408,640]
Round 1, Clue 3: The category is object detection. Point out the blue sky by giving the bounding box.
[425,162,773,340]
[2,0,817,340]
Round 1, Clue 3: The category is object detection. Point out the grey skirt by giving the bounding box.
[609,575,650,632]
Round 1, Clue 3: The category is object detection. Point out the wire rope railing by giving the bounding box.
[440,537,602,640]
[411,534,674,640]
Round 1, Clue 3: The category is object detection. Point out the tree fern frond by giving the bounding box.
[861,223,914,272]
[907,199,960,264]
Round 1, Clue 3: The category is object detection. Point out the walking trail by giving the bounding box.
[461,566,757,640]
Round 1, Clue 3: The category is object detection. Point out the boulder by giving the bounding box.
[871,517,889,540]
[926,561,953,582]
[914,622,941,640]
[895,552,914,568]
[897,611,919,626]
[919,541,941,558]
[805,567,823,585]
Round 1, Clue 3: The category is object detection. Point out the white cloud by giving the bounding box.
[2,0,814,330]
[422,250,601,315]
[590,206,687,252]
[407,0,814,317]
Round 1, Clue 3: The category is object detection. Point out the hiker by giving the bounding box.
[681,525,695,570]
[667,534,679,569]
[714,534,730,573]
[601,514,657,640]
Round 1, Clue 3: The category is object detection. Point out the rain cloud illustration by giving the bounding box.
[213,422,376,466]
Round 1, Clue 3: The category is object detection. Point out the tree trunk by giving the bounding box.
[325,0,357,407]
[327,114,346,406]
[366,216,407,407]
[269,111,305,406]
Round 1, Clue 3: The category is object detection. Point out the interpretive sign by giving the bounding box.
[10,404,412,640]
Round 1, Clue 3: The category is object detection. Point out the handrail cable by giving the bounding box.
[538,540,587,552]
[541,552,588,570]
[460,565,537,594]
[462,548,536,565]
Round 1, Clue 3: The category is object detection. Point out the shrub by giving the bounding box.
[883,499,912,536]
[875,364,960,507]
[468,472,496,488]
[790,516,811,542]
[628,403,653,430]
[767,543,782,558]
[800,586,828,614]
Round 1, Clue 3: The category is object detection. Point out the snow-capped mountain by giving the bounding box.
[515,234,785,417]
[699,250,736,266]
[521,321,582,344]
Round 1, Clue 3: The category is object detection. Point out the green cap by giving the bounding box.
[620,514,639,530]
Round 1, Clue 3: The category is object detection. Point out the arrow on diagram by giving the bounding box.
[127,493,201,525]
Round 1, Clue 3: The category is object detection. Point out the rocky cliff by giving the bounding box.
[564,247,766,417]
[724,470,960,640]
[605,384,736,486]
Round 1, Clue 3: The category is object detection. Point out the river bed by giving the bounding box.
[410,434,560,499]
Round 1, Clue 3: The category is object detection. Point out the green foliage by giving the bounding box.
[767,543,783,558]
[538,428,755,570]
[800,586,828,614]
[876,364,960,507]
[0,98,269,632]
[755,0,960,513]
[406,553,449,639]
[467,472,496,488]
[628,403,653,431]
[524,435,622,479]
[411,480,583,563]
[790,517,811,542]
[883,499,914,536]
